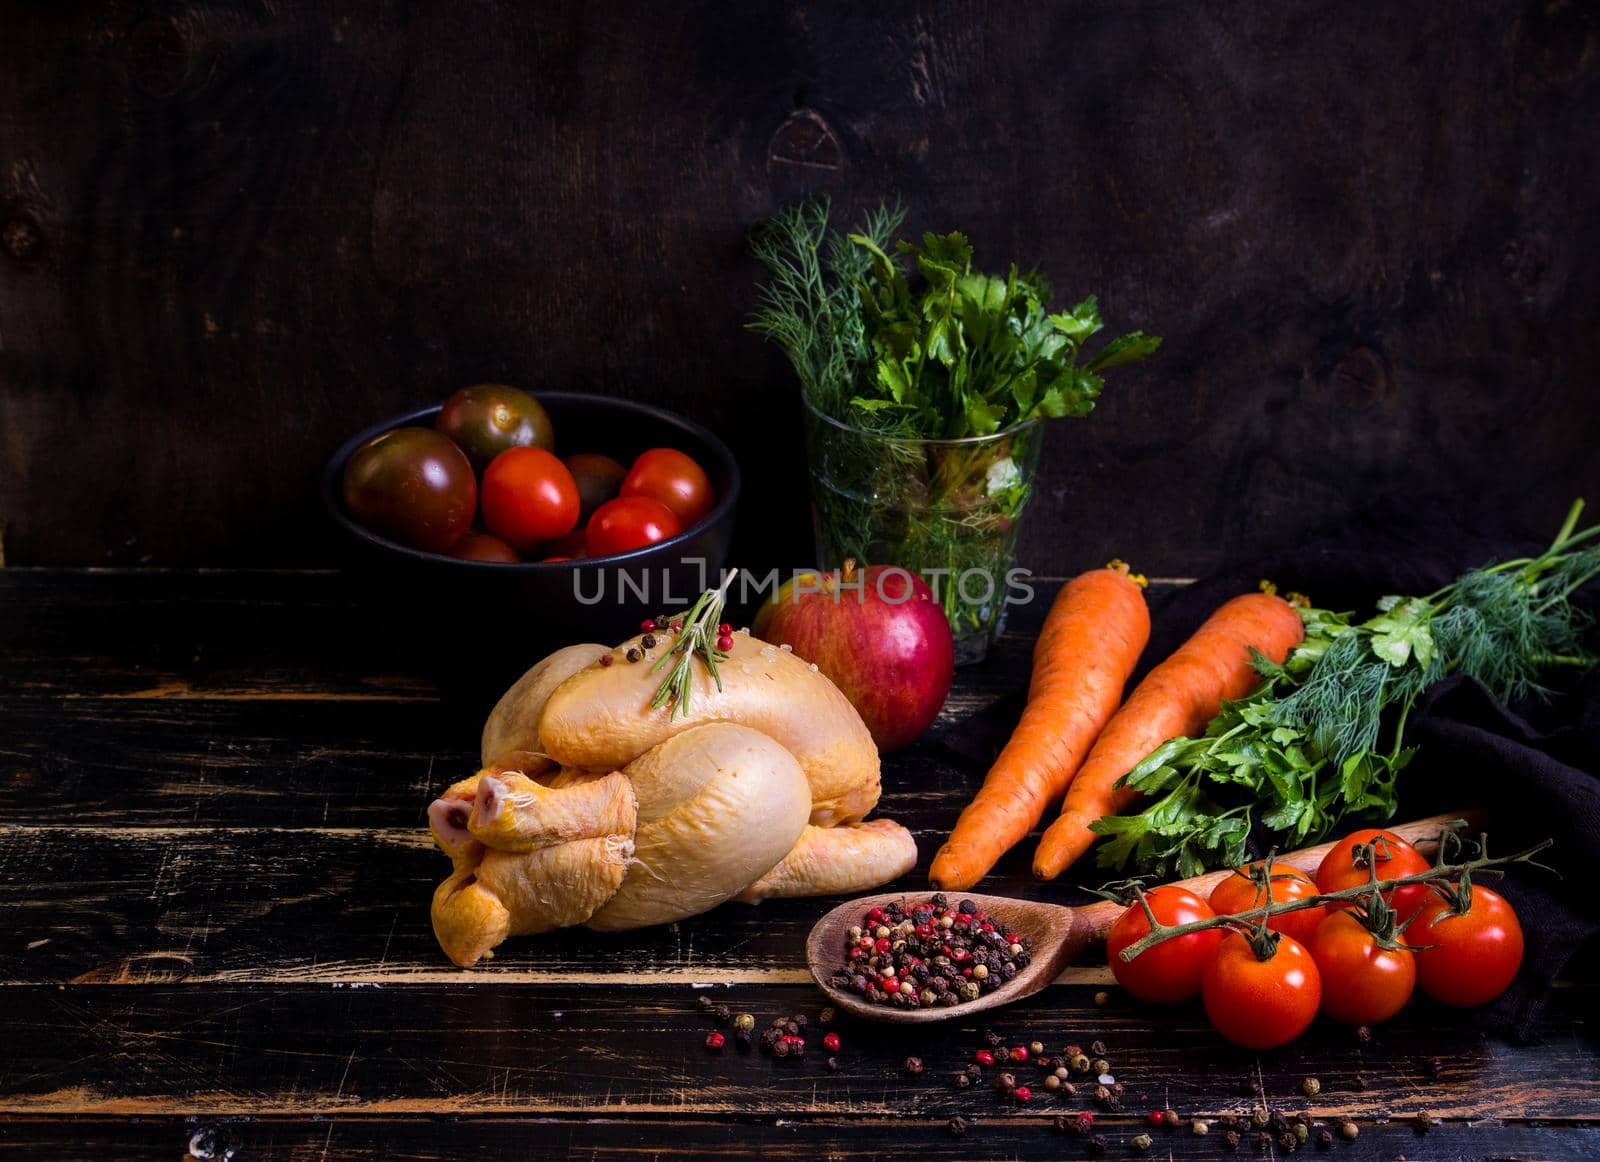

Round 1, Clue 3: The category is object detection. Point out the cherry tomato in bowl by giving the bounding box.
[586,496,683,558]
[341,427,477,553]
[565,452,628,524]
[481,447,581,551]
[448,531,522,563]
[435,384,554,468]
[1106,885,1223,1004]
[1210,861,1326,947]
[1202,931,1322,1049]
[621,447,715,527]
[1315,828,1432,919]
[1409,883,1524,1007]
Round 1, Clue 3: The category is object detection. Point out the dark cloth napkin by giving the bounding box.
[954,503,1600,1039]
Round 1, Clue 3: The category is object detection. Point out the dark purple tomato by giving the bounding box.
[563,452,628,523]
[448,531,521,563]
[341,427,476,553]
[435,384,554,469]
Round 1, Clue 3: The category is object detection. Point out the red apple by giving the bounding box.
[752,561,954,751]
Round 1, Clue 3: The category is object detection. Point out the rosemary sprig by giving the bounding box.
[1117,829,1553,963]
[649,570,738,717]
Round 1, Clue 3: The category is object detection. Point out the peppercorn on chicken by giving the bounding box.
[427,629,917,966]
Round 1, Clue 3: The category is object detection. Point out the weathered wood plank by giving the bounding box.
[0,984,1594,1121]
[3,1115,1596,1161]
[0,823,1112,984]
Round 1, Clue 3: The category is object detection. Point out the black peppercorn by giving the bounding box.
[1277,1131,1298,1152]
[625,647,642,663]
[712,1004,731,1024]
[903,1056,923,1076]
[1085,1134,1107,1157]
[982,1029,1004,1049]
[953,1071,972,1089]
[996,1071,1016,1092]
[825,1056,840,1072]
[1223,1129,1240,1150]
[948,1115,971,1137]
[1089,1040,1107,1056]
[771,1040,789,1058]
[641,633,657,648]
[1315,1128,1333,1148]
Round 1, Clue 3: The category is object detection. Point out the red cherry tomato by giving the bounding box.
[1315,828,1432,919]
[1106,886,1224,1004]
[480,447,581,551]
[1304,910,1415,1024]
[620,448,715,528]
[447,531,521,563]
[585,496,683,557]
[1202,932,1323,1049]
[1408,883,1524,1007]
[1209,861,1327,947]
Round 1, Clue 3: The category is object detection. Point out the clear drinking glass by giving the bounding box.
[802,393,1045,664]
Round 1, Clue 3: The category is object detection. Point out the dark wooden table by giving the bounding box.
[3,570,1598,1160]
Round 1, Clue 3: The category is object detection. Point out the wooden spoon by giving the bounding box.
[806,810,1482,1024]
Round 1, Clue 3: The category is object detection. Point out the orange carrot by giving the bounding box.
[929,565,1150,890]
[1031,590,1305,881]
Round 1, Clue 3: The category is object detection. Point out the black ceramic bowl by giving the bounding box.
[322,393,739,697]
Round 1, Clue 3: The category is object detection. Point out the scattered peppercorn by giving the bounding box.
[825,1055,840,1072]
[731,1012,754,1032]
[1301,1076,1321,1098]
[1064,1043,1083,1058]
[1013,1085,1032,1104]
[696,996,713,1010]
[1340,1120,1359,1141]
[948,1115,971,1137]
[704,1032,725,1051]
[1426,1057,1445,1078]
[712,1003,731,1025]
[1223,1129,1240,1150]
[1162,1109,1179,1129]
[1086,1135,1108,1156]
[982,1029,1005,1049]
[996,1071,1017,1093]
[1029,1040,1045,1057]
[975,1049,995,1067]
[821,1031,840,1052]
[625,647,642,663]
[1146,1111,1164,1127]
[1294,1123,1309,1143]
[1192,1118,1209,1136]
[1130,1132,1153,1152]
[1089,1040,1107,1056]
[1315,1128,1333,1148]
[1061,1082,1077,1097]
[903,1056,924,1076]
[771,1040,789,1058]
[819,1007,835,1025]
[1413,1111,1434,1133]
[1277,1131,1299,1152]
[641,633,658,649]
[1069,1054,1092,1073]
[1044,1075,1061,1092]
[1355,1024,1373,1046]
[1009,1045,1029,1063]
[1091,1058,1110,1075]
[598,654,614,667]
[953,1071,973,1090]
[1251,1108,1271,1129]
[1093,990,1109,1006]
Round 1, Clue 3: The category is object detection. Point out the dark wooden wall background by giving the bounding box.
[2,0,1597,573]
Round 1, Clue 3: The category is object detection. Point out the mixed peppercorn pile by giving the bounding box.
[830,894,1035,1009]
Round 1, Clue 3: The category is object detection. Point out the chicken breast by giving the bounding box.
[539,631,880,826]
[736,819,918,903]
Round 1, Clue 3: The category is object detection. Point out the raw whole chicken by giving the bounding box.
[427,630,917,966]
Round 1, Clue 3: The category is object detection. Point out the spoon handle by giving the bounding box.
[1070,808,1483,943]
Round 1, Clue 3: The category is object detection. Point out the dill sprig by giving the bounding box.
[649,570,738,718]
[1093,500,1600,878]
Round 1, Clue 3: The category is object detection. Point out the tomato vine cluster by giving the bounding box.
[1105,828,1533,1049]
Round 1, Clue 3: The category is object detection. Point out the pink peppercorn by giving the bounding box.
[883,980,900,994]
[718,622,733,635]
[1014,1086,1032,1103]
[822,1032,841,1052]
[1010,1046,1029,1063]
[640,619,657,632]
[716,634,734,651]
[975,1049,995,1067]
[705,1032,725,1051]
